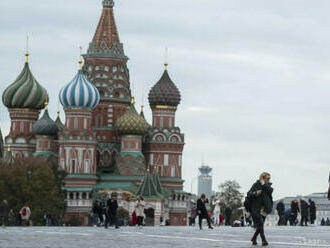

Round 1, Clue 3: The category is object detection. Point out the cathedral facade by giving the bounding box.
[2,0,187,226]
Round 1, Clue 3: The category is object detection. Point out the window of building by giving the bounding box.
[60,159,65,169]
[12,122,16,132]
[82,192,87,200]
[171,166,175,177]
[74,118,78,129]
[71,160,76,173]
[160,117,163,128]
[84,160,90,174]
[69,193,74,200]
[168,117,172,128]
[29,123,32,132]
[84,118,87,129]
[20,121,24,132]
[164,154,169,166]
[178,155,182,166]
[150,154,154,165]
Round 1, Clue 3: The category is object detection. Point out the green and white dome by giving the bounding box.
[2,54,48,109]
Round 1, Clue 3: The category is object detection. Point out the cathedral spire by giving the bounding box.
[103,0,114,8]
[87,0,125,57]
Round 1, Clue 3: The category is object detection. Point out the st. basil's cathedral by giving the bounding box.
[1,0,187,225]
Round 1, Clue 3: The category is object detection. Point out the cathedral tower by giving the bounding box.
[2,52,48,158]
[83,1,131,170]
[144,63,184,190]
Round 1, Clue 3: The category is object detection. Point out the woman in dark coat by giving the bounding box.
[248,172,273,246]
[309,200,316,224]
[197,194,213,230]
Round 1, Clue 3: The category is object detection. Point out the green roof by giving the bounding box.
[136,171,163,199]
[119,152,144,158]
[33,151,57,158]
[160,177,185,182]
[62,187,93,192]
[94,182,138,193]
[65,174,98,179]
[99,174,143,181]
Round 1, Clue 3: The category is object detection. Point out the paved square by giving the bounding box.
[0,226,329,248]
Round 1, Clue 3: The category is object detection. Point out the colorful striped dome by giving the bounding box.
[59,69,100,109]
[148,63,181,107]
[115,101,150,135]
[2,61,48,109]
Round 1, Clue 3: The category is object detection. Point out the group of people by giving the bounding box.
[276,198,317,226]
[92,194,147,228]
[0,201,31,227]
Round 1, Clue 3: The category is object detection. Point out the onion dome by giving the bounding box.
[115,97,150,135]
[55,111,65,133]
[2,53,48,109]
[32,104,58,136]
[59,61,100,109]
[148,63,181,107]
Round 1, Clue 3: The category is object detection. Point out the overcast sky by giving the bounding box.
[1,0,330,200]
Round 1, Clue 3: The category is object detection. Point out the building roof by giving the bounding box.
[148,64,181,107]
[55,111,65,133]
[136,170,163,199]
[115,101,150,135]
[152,168,163,194]
[2,55,48,109]
[32,108,58,136]
[87,0,126,58]
[59,68,100,109]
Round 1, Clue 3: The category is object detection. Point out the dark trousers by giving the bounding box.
[106,213,118,228]
[252,215,266,242]
[198,214,212,229]
[300,215,308,226]
[137,216,144,226]
[0,216,8,226]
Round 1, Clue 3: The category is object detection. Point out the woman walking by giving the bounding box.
[135,196,145,228]
[248,172,273,246]
[212,198,221,226]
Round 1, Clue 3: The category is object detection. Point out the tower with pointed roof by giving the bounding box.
[144,63,185,191]
[83,0,131,172]
[2,52,48,159]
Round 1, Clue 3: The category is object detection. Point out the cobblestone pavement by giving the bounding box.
[0,226,329,248]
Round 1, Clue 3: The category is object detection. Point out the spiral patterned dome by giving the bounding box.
[59,69,100,109]
[2,61,48,109]
[148,64,181,107]
[115,101,150,135]
[32,108,58,136]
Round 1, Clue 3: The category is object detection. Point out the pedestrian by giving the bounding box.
[197,194,213,230]
[135,196,145,228]
[248,172,273,246]
[212,198,221,226]
[101,201,107,226]
[106,193,119,229]
[276,200,285,226]
[321,218,325,226]
[19,203,31,226]
[309,200,316,225]
[326,217,330,226]
[8,209,15,226]
[92,201,100,227]
[300,199,309,226]
[224,207,232,226]
[132,211,137,226]
[290,200,299,226]
[0,200,9,227]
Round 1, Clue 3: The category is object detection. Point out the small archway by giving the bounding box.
[144,208,155,226]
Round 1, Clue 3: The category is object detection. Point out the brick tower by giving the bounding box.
[144,63,185,190]
[83,0,131,172]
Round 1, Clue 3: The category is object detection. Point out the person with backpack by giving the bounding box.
[19,203,31,226]
[247,172,273,246]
